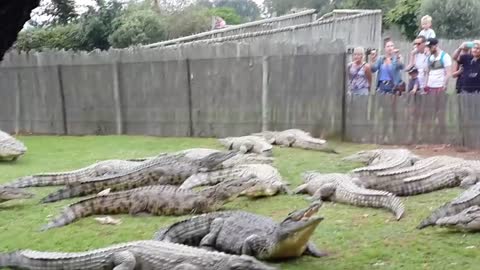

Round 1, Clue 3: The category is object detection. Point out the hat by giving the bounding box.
[407,66,418,74]
[426,38,438,47]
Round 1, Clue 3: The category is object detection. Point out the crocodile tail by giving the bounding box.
[3,173,85,188]
[386,194,405,220]
[336,181,405,220]
[40,192,133,231]
[40,183,97,203]
[292,140,337,153]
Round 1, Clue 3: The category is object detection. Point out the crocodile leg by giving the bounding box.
[460,174,479,188]
[199,218,225,250]
[311,183,336,201]
[303,242,328,257]
[242,235,263,257]
[128,198,148,216]
[173,264,200,270]
[113,251,136,270]
[239,142,254,154]
[293,184,309,194]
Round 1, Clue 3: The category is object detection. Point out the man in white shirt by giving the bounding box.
[425,38,452,94]
[407,35,429,92]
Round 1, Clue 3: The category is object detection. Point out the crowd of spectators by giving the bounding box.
[347,15,480,95]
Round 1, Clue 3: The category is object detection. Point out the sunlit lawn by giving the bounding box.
[0,136,478,270]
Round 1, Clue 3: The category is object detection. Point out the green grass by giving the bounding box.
[0,136,479,270]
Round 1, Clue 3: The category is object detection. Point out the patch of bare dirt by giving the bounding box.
[377,144,480,160]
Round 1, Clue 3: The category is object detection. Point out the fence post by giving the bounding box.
[57,65,68,135]
[14,72,21,135]
[457,95,465,147]
[112,62,123,135]
[341,52,347,141]
[261,56,270,132]
[332,12,337,39]
[186,58,194,137]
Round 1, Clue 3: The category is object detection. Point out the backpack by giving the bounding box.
[428,51,446,68]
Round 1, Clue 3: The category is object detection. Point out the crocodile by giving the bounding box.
[218,136,273,157]
[179,164,290,198]
[342,148,419,167]
[434,205,480,232]
[0,187,34,203]
[2,159,146,189]
[40,176,256,231]
[417,182,480,229]
[180,148,275,167]
[252,129,337,153]
[349,149,420,179]
[356,155,465,188]
[368,162,479,196]
[0,130,27,161]
[0,240,277,270]
[153,201,326,261]
[40,151,237,203]
[294,172,404,220]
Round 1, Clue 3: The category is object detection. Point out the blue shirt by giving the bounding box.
[371,56,404,86]
[408,77,420,92]
[379,63,393,81]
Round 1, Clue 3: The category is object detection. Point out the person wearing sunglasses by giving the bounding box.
[407,35,428,93]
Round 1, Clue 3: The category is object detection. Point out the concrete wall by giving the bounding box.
[0,39,346,138]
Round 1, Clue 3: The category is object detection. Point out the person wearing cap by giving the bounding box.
[407,66,421,94]
[452,40,480,93]
[425,38,452,94]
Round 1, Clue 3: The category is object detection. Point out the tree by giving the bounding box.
[338,0,396,11]
[386,0,421,40]
[263,0,331,17]
[213,0,260,22]
[78,0,124,50]
[196,0,214,8]
[421,0,480,39]
[152,0,196,13]
[109,9,167,48]
[163,6,213,39]
[208,7,243,25]
[15,24,83,51]
[31,0,79,26]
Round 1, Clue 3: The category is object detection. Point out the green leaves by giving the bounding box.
[386,0,421,41]
[213,0,261,22]
[109,9,167,48]
[421,0,480,39]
